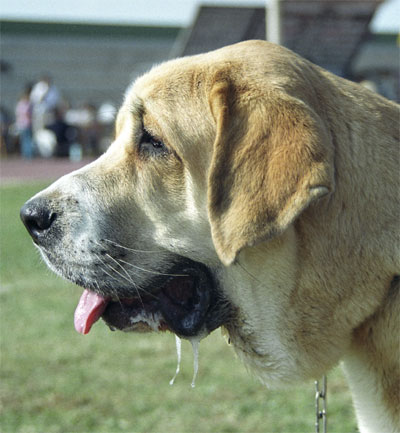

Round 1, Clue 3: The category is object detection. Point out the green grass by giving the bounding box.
[0,182,358,433]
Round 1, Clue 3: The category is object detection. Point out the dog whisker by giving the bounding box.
[118,258,188,278]
[94,253,125,288]
[94,257,127,307]
[102,238,163,254]
[105,253,135,284]
[104,252,153,306]
[95,251,159,302]
[95,239,188,278]
[95,239,141,282]
[93,278,120,305]
[96,254,133,287]
[237,259,264,286]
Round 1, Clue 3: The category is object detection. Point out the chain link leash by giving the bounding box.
[315,375,327,433]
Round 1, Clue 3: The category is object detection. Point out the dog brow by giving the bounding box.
[129,97,145,119]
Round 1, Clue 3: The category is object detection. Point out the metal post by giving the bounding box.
[266,0,282,45]
[315,376,327,433]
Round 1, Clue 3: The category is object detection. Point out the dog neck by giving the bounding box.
[342,276,400,433]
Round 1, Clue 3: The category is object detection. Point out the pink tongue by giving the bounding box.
[74,289,110,335]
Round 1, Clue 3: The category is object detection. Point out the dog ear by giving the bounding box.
[207,79,334,266]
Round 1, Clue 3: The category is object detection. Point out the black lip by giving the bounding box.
[102,301,163,333]
[101,261,232,338]
[158,265,212,337]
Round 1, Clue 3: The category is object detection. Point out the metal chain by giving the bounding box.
[315,375,327,433]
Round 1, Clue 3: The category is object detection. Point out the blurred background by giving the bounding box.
[0,0,399,161]
[0,2,399,432]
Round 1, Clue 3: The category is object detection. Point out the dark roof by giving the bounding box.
[282,0,382,76]
[176,7,265,57]
[0,20,181,39]
[177,1,382,77]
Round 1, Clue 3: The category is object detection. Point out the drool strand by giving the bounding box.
[190,337,200,388]
[169,335,182,385]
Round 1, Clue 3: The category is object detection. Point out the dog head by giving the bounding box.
[21,41,343,385]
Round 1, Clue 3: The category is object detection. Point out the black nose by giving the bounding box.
[20,199,57,241]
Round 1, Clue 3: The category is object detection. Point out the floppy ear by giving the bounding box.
[207,79,334,266]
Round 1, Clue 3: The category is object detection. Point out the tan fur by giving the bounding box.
[131,41,399,431]
[28,41,399,432]
[207,73,334,265]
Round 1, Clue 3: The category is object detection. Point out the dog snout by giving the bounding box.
[20,199,58,242]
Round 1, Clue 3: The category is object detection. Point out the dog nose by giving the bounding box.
[20,199,57,241]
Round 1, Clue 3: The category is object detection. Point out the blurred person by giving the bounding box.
[30,74,60,136]
[64,102,101,155]
[15,84,34,159]
[46,107,77,157]
[0,105,12,155]
[82,103,101,156]
[97,101,116,125]
[97,101,117,153]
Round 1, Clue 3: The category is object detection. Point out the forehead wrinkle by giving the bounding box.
[127,95,144,120]
[121,94,144,143]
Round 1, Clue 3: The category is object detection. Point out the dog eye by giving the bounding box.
[139,129,168,157]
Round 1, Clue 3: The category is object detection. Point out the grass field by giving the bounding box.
[0,181,358,433]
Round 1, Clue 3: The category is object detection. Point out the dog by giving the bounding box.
[21,41,399,433]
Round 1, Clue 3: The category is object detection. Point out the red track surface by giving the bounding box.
[0,157,96,184]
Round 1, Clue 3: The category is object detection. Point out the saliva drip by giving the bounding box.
[169,334,202,388]
[169,335,182,385]
[190,337,200,388]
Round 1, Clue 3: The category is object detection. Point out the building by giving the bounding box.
[1,1,398,119]
[0,21,180,114]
